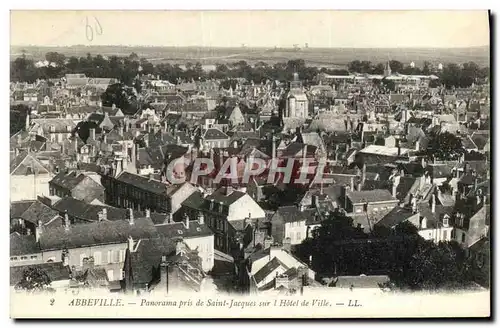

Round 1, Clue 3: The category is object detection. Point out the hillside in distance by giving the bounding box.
[10,45,490,68]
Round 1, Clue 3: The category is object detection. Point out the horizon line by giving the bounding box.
[10,44,490,49]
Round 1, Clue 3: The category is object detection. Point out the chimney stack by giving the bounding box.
[128,208,134,225]
[35,219,43,242]
[431,194,436,213]
[145,208,151,219]
[90,128,96,141]
[62,249,69,267]
[64,212,70,231]
[198,212,205,225]
[272,134,277,160]
[128,236,134,252]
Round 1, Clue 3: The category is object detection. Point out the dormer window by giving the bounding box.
[443,215,449,228]
[177,230,183,235]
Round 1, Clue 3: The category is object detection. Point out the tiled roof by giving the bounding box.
[20,201,61,225]
[347,189,396,204]
[253,257,288,284]
[376,206,417,228]
[116,171,182,196]
[203,128,229,140]
[10,233,41,256]
[10,151,50,175]
[10,200,36,218]
[39,217,159,251]
[155,221,214,240]
[49,171,86,191]
[205,187,246,206]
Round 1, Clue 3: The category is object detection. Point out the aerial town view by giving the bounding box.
[9,10,490,313]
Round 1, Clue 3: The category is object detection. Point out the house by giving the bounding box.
[10,232,44,267]
[270,206,317,246]
[30,118,77,143]
[180,186,266,254]
[49,170,105,204]
[155,212,215,272]
[200,128,230,149]
[10,151,53,201]
[342,187,399,216]
[101,171,198,215]
[246,243,315,291]
[10,262,72,291]
[10,198,62,237]
[38,213,158,281]
[122,237,206,295]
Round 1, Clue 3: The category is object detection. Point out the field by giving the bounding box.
[10,45,490,68]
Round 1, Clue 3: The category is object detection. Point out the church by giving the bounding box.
[283,73,309,119]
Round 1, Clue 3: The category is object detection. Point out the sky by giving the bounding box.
[10,10,490,48]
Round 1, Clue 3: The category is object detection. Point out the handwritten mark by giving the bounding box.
[86,16,103,42]
[50,298,55,306]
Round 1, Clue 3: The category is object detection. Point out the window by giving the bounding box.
[119,250,125,262]
[10,257,18,261]
[107,270,114,281]
[94,252,101,265]
[443,230,448,240]
[114,250,120,263]
[30,255,37,260]
[80,254,88,266]
[107,250,112,264]
[296,232,301,241]
[462,233,466,243]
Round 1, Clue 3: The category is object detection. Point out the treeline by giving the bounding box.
[295,210,488,291]
[11,51,489,89]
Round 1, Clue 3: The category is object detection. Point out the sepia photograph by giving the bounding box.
[8,9,491,319]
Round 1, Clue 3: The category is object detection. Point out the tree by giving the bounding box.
[15,267,52,292]
[101,83,138,115]
[389,241,473,291]
[426,131,465,161]
[10,104,31,136]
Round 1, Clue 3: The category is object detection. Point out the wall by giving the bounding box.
[11,174,52,202]
[418,227,455,243]
[42,242,127,281]
[285,221,308,245]
[228,194,266,222]
[184,235,215,272]
[72,178,105,203]
[256,266,287,289]
[171,183,198,214]
[10,252,44,267]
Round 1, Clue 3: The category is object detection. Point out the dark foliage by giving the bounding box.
[15,267,52,291]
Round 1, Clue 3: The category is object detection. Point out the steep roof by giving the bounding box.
[155,221,214,240]
[39,217,159,251]
[10,233,41,256]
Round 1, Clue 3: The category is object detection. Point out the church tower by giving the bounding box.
[384,61,392,77]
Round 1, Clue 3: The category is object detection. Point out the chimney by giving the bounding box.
[145,208,151,219]
[392,182,397,198]
[90,128,96,140]
[272,135,277,160]
[408,193,414,208]
[35,219,43,242]
[415,139,420,151]
[62,249,69,267]
[233,140,238,149]
[412,197,418,214]
[103,134,107,144]
[397,144,401,156]
[128,236,134,252]
[119,125,124,137]
[100,208,107,221]
[64,212,70,231]
[198,212,205,225]
[185,214,190,230]
[135,143,140,161]
[431,194,436,213]
[226,185,233,196]
[128,208,134,225]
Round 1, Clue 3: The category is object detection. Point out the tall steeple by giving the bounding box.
[384,61,392,77]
